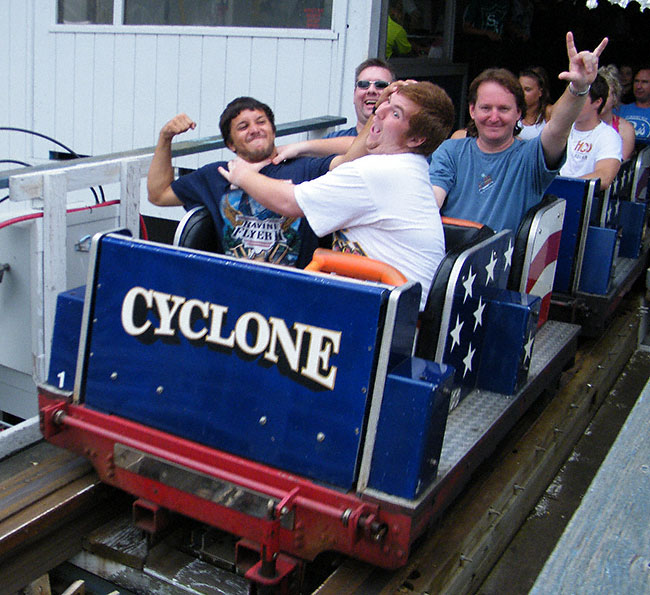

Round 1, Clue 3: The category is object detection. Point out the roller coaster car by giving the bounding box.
[548,147,650,334]
[38,198,574,592]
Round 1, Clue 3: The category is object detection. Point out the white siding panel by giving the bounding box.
[54,34,76,154]
[132,34,158,149]
[224,37,253,100]
[112,35,137,151]
[154,35,181,133]
[250,37,278,108]
[197,36,228,167]
[0,2,12,160]
[93,34,116,156]
[32,5,57,161]
[72,33,96,156]
[274,38,305,124]
[8,1,29,160]
[177,35,203,117]
[174,35,204,170]
[302,40,334,118]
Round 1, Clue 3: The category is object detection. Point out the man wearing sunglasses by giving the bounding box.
[147,96,357,269]
[325,58,395,138]
[218,81,455,311]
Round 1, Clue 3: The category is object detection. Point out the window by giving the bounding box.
[57,0,333,29]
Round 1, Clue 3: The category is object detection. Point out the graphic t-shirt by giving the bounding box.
[171,156,334,268]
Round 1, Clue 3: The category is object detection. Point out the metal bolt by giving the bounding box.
[513,484,525,493]
[259,416,267,426]
[316,432,325,442]
[341,508,352,527]
[156,386,164,395]
[460,554,473,565]
[110,372,118,380]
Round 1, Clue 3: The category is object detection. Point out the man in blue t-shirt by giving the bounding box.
[430,32,608,233]
[148,97,354,268]
[617,67,650,140]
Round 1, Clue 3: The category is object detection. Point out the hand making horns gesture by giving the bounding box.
[558,31,608,91]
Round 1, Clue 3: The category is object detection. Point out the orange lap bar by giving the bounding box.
[440,216,484,229]
[305,248,407,286]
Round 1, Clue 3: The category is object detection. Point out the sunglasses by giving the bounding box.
[356,80,390,90]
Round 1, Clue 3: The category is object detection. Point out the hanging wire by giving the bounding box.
[0,127,105,203]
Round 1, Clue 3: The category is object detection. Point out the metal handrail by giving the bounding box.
[0,115,346,189]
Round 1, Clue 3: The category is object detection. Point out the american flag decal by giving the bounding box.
[438,231,514,390]
[519,199,566,326]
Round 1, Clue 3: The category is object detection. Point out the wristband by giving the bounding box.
[569,82,590,97]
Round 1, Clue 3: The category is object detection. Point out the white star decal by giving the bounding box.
[504,239,513,271]
[462,266,476,303]
[485,250,497,284]
[473,296,486,331]
[449,315,464,352]
[523,333,535,364]
[462,343,475,378]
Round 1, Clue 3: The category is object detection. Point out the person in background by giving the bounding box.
[599,65,636,160]
[386,0,412,59]
[518,66,554,140]
[618,64,634,105]
[617,66,650,141]
[559,74,622,190]
[325,58,395,138]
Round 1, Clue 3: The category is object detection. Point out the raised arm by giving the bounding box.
[541,32,608,169]
[147,113,196,206]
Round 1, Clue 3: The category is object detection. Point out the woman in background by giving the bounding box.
[518,66,553,140]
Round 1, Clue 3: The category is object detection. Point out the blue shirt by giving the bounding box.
[171,156,334,268]
[617,103,650,140]
[324,126,358,139]
[429,136,560,232]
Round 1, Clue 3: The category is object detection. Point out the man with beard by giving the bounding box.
[147,97,352,268]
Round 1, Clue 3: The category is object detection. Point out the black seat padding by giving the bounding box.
[416,221,495,362]
[173,206,223,254]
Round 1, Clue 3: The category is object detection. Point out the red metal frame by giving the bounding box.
[38,387,417,570]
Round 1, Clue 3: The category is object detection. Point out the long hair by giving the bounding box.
[519,66,551,124]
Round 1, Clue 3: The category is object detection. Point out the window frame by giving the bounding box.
[54,0,337,38]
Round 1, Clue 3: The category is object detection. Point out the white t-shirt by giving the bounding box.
[560,121,623,179]
[294,153,445,311]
